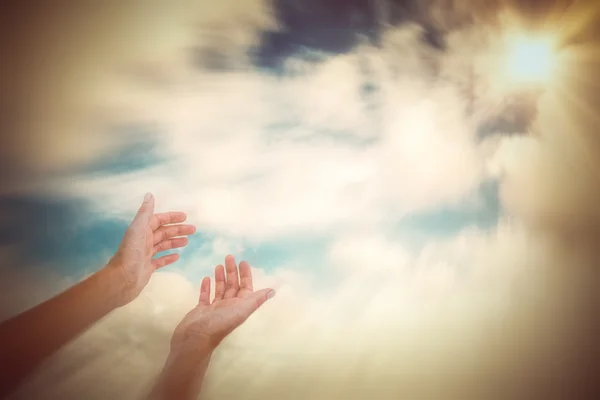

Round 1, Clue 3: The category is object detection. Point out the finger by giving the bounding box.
[132,193,155,227]
[152,253,180,270]
[223,255,240,299]
[154,237,189,254]
[240,288,275,318]
[238,261,253,297]
[213,264,226,302]
[199,277,211,306]
[153,224,196,245]
[150,211,187,230]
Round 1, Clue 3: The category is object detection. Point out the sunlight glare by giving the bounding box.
[505,34,557,84]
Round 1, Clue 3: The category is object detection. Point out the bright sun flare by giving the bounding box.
[505,34,557,84]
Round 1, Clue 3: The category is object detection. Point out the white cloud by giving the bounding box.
[51,24,490,241]
[8,221,591,399]
[328,232,412,273]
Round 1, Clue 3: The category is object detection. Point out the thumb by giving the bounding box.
[241,288,276,317]
[132,192,155,225]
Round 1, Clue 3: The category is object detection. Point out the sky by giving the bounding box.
[0,0,599,399]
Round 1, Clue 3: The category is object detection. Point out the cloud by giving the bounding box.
[1,0,278,188]
[8,220,594,399]
[492,72,600,234]
[45,21,491,241]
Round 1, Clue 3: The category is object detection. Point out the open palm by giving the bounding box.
[109,193,196,304]
[172,255,274,350]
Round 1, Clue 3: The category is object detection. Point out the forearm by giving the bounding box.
[0,266,125,396]
[150,345,213,400]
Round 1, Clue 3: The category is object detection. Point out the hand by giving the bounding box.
[171,255,275,354]
[107,193,196,305]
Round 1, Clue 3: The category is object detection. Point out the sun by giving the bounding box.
[504,34,557,85]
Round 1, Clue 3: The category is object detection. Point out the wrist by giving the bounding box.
[154,344,213,399]
[99,263,132,308]
[166,346,212,370]
[170,335,214,363]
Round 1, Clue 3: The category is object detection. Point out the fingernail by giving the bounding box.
[267,289,276,300]
[144,192,152,203]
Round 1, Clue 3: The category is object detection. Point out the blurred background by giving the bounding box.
[0,0,598,398]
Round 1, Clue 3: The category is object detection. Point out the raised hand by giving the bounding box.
[171,255,275,352]
[107,193,196,304]
[0,193,198,397]
[151,257,275,399]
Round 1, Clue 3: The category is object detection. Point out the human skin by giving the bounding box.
[150,255,275,400]
[0,193,196,398]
